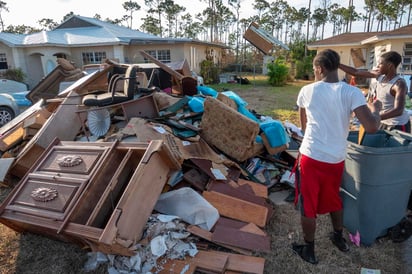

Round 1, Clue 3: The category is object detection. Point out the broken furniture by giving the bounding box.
[200,96,264,162]
[82,64,138,107]
[25,58,85,103]
[0,139,181,256]
[76,92,160,139]
[139,50,198,96]
[243,22,289,55]
[157,249,265,274]
[9,72,103,178]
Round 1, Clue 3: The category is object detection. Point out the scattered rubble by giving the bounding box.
[0,56,301,273]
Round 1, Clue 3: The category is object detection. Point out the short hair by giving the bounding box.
[381,51,402,68]
[313,49,340,71]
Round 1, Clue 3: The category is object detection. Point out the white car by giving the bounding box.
[0,93,20,126]
[0,79,31,127]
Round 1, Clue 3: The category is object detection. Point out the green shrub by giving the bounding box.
[295,56,314,80]
[200,59,220,84]
[267,58,289,86]
[2,68,26,83]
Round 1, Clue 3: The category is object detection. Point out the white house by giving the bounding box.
[307,24,412,87]
[0,15,228,88]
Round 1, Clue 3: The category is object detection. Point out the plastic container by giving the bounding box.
[341,130,412,245]
[188,96,205,113]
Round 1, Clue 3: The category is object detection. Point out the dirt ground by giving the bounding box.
[0,80,411,273]
[0,195,410,274]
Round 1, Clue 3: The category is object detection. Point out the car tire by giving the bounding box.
[0,106,15,126]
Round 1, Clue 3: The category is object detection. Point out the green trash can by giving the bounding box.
[341,130,412,246]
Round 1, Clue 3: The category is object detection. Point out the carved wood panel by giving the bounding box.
[6,174,86,220]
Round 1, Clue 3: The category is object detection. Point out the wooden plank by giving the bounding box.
[186,225,252,256]
[0,123,24,152]
[208,181,266,205]
[240,223,267,236]
[237,178,268,198]
[183,168,209,191]
[210,250,265,274]
[202,191,268,227]
[157,250,264,274]
[215,217,248,230]
[212,225,271,253]
[192,250,229,273]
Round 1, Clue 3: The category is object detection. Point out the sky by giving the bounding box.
[2,0,365,37]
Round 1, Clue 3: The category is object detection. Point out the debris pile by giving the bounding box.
[0,57,301,273]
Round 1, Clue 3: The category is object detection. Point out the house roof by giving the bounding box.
[0,15,225,48]
[307,24,412,49]
[307,32,381,49]
[16,15,160,47]
[0,32,26,46]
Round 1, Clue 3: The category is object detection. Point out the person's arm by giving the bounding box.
[339,63,380,78]
[380,78,408,120]
[409,76,412,93]
[299,107,307,134]
[353,100,382,133]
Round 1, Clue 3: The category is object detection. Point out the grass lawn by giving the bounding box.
[207,74,307,125]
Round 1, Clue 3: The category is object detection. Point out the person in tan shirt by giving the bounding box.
[339,51,410,133]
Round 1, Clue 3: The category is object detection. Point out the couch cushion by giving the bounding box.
[200,97,263,162]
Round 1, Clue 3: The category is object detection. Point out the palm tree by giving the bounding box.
[122,1,141,29]
[253,0,269,21]
[347,0,354,32]
[163,0,185,37]
[228,0,243,63]
[0,1,9,31]
[145,0,166,37]
[312,8,328,40]
[305,0,312,57]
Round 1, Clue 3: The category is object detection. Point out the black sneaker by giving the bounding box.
[330,232,349,252]
[390,217,412,243]
[292,243,319,264]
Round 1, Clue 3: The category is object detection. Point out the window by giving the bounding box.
[368,45,388,70]
[82,51,106,65]
[144,49,171,63]
[0,53,8,70]
[402,43,412,72]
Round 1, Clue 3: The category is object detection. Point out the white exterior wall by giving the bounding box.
[4,42,224,88]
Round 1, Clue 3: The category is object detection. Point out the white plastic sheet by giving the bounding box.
[154,187,219,231]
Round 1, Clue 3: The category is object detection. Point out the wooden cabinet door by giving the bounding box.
[5,173,87,220]
[4,142,113,221]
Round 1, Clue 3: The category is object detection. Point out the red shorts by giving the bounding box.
[294,154,344,218]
